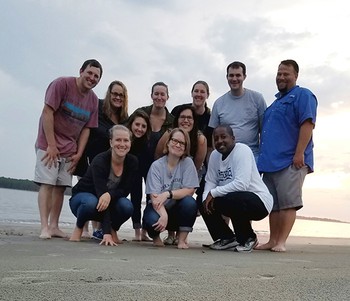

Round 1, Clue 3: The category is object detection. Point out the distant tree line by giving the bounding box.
[0,177,39,191]
[0,177,72,195]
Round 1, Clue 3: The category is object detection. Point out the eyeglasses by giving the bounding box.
[110,92,124,98]
[179,115,193,121]
[170,138,186,148]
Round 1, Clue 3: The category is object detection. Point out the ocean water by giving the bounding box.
[1,188,350,239]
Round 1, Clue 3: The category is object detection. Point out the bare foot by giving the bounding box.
[50,227,68,238]
[174,237,187,245]
[39,228,51,239]
[141,229,152,241]
[254,242,274,250]
[141,235,152,242]
[69,227,83,242]
[132,229,142,241]
[177,241,189,249]
[271,244,287,252]
[153,236,165,247]
[81,231,91,239]
[133,235,152,242]
[112,231,123,244]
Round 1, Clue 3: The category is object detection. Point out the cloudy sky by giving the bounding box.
[1,0,349,221]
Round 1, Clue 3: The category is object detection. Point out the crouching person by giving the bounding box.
[202,125,273,252]
[69,125,137,246]
[142,128,199,249]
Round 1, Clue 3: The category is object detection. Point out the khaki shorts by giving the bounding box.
[34,149,72,187]
[262,165,308,211]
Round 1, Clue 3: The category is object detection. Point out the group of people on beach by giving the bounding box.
[34,58,317,252]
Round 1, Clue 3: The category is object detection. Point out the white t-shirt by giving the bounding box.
[203,143,273,213]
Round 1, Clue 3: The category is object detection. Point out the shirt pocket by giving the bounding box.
[275,97,294,115]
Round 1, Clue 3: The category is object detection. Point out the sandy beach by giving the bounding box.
[1,223,350,301]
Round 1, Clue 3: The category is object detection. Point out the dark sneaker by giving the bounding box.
[202,240,218,248]
[92,229,103,241]
[163,236,176,245]
[234,237,258,253]
[209,237,239,250]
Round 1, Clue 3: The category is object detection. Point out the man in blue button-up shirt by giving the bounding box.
[256,60,318,252]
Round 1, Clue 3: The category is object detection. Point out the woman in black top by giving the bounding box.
[74,80,129,237]
[69,125,137,246]
[127,109,152,241]
[75,80,129,177]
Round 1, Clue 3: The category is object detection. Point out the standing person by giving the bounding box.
[171,80,212,150]
[130,82,173,243]
[171,81,212,204]
[69,125,137,245]
[256,60,317,252]
[34,59,102,239]
[75,80,129,177]
[135,82,174,177]
[143,128,199,249]
[74,80,129,238]
[202,61,267,243]
[203,125,273,252]
[208,61,266,160]
[126,110,152,241]
[155,105,207,245]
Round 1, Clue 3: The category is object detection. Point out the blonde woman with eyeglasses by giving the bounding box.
[155,104,207,245]
[142,128,199,249]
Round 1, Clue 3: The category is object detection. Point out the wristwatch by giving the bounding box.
[168,190,173,199]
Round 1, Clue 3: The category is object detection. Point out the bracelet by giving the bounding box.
[168,190,173,199]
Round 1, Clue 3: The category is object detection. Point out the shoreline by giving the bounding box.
[1,222,350,300]
[1,220,350,245]
[1,187,349,225]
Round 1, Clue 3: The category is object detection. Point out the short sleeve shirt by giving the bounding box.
[146,156,199,195]
[35,77,98,156]
[209,89,266,157]
[257,85,317,173]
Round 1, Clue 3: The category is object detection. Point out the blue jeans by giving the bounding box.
[142,195,197,239]
[69,192,133,231]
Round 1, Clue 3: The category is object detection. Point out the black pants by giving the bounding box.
[130,174,144,229]
[198,191,268,244]
[197,195,234,242]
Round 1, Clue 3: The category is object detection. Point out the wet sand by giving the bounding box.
[1,223,350,301]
